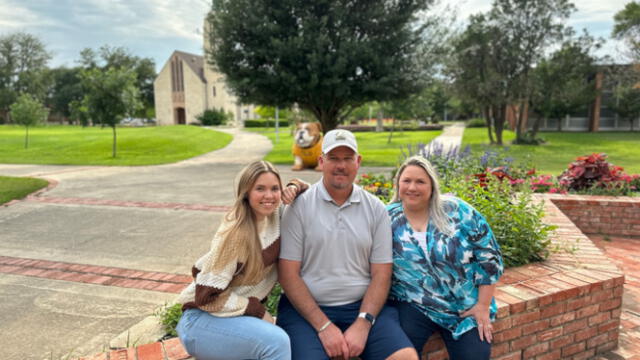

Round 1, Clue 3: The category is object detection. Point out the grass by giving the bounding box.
[462,128,640,174]
[248,127,442,167]
[0,125,232,166]
[0,176,49,205]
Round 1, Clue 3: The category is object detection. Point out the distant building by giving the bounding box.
[153,22,255,126]
[507,65,640,132]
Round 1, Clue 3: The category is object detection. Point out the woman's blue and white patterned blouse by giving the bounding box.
[387,197,504,340]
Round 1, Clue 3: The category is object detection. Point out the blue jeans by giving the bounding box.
[177,308,291,360]
[276,295,413,360]
[391,301,491,360]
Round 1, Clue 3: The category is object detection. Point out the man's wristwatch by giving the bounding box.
[358,312,376,326]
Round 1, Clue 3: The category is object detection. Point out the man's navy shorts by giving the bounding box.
[276,294,414,360]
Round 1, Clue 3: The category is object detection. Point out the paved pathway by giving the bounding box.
[590,235,640,359]
[422,121,465,155]
[0,127,325,359]
[3,124,638,359]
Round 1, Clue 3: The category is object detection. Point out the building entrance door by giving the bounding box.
[175,108,186,124]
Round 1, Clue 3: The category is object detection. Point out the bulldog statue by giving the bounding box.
[291,122,323,171]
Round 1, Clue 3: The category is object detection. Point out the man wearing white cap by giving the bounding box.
[278,129,417,360]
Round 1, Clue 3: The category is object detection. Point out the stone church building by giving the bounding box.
[153,27,255,126]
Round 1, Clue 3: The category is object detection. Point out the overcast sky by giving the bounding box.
[0,0,629,72]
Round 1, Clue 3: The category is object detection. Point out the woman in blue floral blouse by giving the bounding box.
[386,156,504,360]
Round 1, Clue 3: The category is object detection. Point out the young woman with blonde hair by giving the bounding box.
[175,160,306,360]
[387,156,504,360]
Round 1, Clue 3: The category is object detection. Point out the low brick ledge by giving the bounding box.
[548,193,640,237]
[77,195,626,360]
[77,337,190,360]
[422,195,625,360]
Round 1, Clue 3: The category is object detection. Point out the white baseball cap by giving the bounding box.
[322,129,358,154]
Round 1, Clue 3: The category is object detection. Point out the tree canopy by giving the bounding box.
[0,32,51,121]
[207,0,435,132]
[450,0,576,144]
[79,45,156,118]
[80,67,142,157]
[10,93,49,148]
[613,1,640,59]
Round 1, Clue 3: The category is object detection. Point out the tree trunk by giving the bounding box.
[483,106,495,144]
[25,125,29,149]
[494,105,505,145]
[515,101,527,143]
[530,115,543,141]
[112,126,117,158]
[387,117,396,144]
[376,109,383,132]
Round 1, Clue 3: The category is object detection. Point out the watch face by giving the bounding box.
[360,312,375,324]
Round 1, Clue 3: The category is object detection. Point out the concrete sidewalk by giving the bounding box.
[0,128,285,359]
[0,127,385,359]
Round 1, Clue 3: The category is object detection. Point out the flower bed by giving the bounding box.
[422,194,626,360]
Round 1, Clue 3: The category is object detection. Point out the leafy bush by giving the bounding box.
[244,119,290,128]
[154,303,183,337]
[558,153,639,195]
[155,285,283,337]
[265,283,282,316]
[197,108,229,126]
[466,118,487,128]
[365,144,556,267]
[445,174,555,267]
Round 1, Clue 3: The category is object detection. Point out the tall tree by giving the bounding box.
[10,93,48,148]
[450,0,575,144]
[450,14,502,144]
[0,32,51,121]
[607,64,640,131]
[80,67,142,157]
[48,67,84,122]
[207,0,435,132]
[79,45,155,119]
[529,31,600,139]
[613,1,640,59]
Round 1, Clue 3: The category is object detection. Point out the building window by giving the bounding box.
[212,86,216,97]
[171,58,184,92]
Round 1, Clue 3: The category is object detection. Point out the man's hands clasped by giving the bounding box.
[318,318,371,360]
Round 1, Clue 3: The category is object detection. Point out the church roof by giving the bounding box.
[173,50,206,83]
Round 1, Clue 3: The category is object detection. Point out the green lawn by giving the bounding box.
[248,127,442,167]
[462,128,640,174]
[0,176,49,204]
[0,125,232,165]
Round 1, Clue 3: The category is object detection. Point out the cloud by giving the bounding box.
[0,0,632,71]
[0,0,209,70]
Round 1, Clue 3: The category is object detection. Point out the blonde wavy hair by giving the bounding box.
[391,156,455,236]
[219,161,282,284]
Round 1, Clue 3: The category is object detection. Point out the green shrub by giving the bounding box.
[444,175,555,267]
[155,303,183,337]
[155,285,283,337]
[265,283,282,316]
[244,119,290,128]
[466,118,487,128]
[197,108,228,126]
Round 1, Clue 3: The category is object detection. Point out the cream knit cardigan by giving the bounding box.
[177,207,281,319]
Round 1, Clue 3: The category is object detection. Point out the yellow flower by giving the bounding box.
[374,182,382,187]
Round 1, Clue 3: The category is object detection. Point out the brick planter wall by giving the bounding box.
[78,195,629,360]
[422,195,625,360]
[550,194,640,237]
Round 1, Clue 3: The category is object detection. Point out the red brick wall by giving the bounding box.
[421,195,625,360]
[550,195,640,237]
